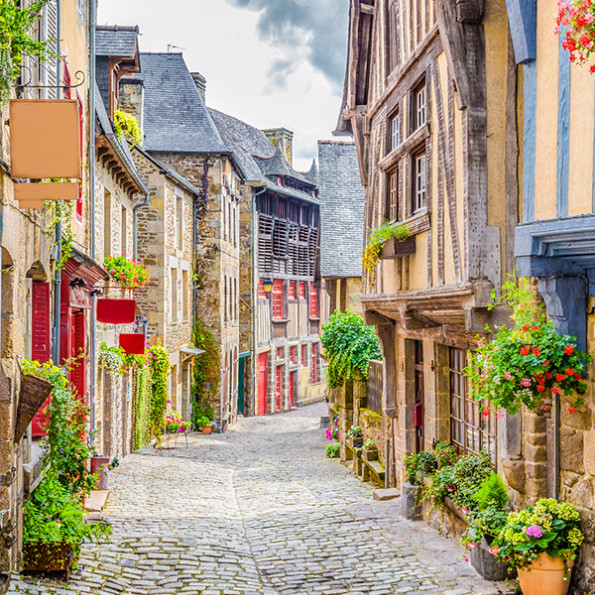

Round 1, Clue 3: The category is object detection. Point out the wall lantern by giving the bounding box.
[261,278,274,293]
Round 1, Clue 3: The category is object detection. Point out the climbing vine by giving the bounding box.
[113,109,142,146]
[320,310,382,389]
[43,199,74,271]
[124,352,152,450]
[0,0,55,102]
[148,344,170,439]
[191,320,219,428]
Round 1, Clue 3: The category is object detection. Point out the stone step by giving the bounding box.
[363,458,385,482]
[373,488,399,501]
[84,490,109,512]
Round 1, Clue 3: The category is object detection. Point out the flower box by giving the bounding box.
[380,236,416,259]
[469,536,515,582]
[96,298,136,324]
[362,447,378,462]
[348,435,363,448]
[118,333,145,355]
[23,541,75,576]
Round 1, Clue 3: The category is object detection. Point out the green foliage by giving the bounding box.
[363,439,377,451]
[320,310,382,389]
[22,359,97,497]
[492,499,584,572]
[466,273,592,414]
[362,220,411,282]
[148,344,170,440]
[191,320,219,429]
[124,352,152,451]
[474,473,509,511]
[43,200,75,272]
[113,109,142,146]
[404,450,437,486]
[23,470,111,556]
[434,441,458,469]
[194,415,210,429]
[347,425,362,438]
[325,442,340,458]
[165,410,189,434]
[0,0,55,102]
[98,342,125,376]
[104,254,150,290]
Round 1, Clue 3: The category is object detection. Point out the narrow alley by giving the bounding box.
[11,405,513,595]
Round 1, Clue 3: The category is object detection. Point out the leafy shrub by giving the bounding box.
[191,320,219,428]
[434,441,458,469]
[320,310,381,388]
[125,352,152,450]
[113,109,142,146]
[148,344,170,439]
[326,443,340,458]
[404,450,437,486]
[194,415,210,429]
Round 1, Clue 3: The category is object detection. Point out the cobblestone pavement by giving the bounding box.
[10,403,516,595]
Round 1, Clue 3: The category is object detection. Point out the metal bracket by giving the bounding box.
[15,69,85,91]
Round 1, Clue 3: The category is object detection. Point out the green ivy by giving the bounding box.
[21,359,97,497]
[43,199,74,272]
[113,109,142,147]
[124,352,152,450]
[191,320,219,428]
[148,344,170,440]
[320,310,382,389]
[0,0,55,102]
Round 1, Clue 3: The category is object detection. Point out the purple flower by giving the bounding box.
[526,525,543,539]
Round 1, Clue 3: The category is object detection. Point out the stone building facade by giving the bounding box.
[209,110,326,416]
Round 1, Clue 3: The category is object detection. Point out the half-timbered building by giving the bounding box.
[337,0,516,484]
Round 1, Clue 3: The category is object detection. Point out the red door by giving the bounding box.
[31,282,51,437]
[257,353,267,415]
[275,365,282,412]
[70,310,86,401]
[289,371,295,409]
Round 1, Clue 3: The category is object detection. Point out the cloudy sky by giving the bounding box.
[97,0,350,171]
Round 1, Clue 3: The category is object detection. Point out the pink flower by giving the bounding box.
[521,378,532,387]
[504,372,512,380]
[526,525,543,539]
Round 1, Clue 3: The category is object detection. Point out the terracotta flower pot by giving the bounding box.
[201,425,213,435]
[517,552,574,595]
[90,455,110,490]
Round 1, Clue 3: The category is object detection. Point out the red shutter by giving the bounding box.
[298,282,306,299]
[272,279,283,319]
[258,280,266,300]
[258,353,267,415]
[275,365,282,412]
[289,371,295,409]
[311,343,318,383]
[288,282,296,300]
[70,311,86,401]
[31,282,51,437]
[309,283,318,318]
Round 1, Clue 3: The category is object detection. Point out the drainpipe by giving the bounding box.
[51,0,62,365]
[88,0,97,439]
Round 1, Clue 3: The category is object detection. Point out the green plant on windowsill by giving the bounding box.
[347,425,362,438]
[113,109,142,147]
[362,219,411,283]
[325,443,340,458]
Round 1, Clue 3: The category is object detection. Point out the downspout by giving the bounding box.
[51,0,62,365]
[88,0,97,440]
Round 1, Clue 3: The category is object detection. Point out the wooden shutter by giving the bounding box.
[257,279,266,300]
[275,365,282,412]
[288,282,296,300]
[31,282,51,436]
[298,282,306,300]
[272,279,283,319]
[70,311,86,401]
[258,353,267,415]
[43,1,58,99]
[309,283,318,318]
[311,344,318,383]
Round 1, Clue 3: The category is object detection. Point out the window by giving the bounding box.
[170,268,178,322]
[415,85,426,129]
[121,206,127,256]
[290,346,297,364]
[412,151,426,213]
[288,281,296,300]
[391,112,400,151]
[450,348,496,459]
[298,282,306,300]
[176,196,183,250]
[182,270,189,320]
[272,279,284,320]
[309,282,318,319]
[103,189,111,260]
[277,347,283,358]
[385,168,399,221]
[302,344,308,366]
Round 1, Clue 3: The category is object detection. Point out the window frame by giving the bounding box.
[411,149,426,214]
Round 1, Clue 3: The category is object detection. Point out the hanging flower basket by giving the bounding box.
[96,298,136,324]
[15,372,52,442]
[119,333,146,355]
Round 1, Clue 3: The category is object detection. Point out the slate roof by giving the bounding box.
[138,53,228,154]
[208,108,318,202]
[318,140,365,278]
[96,26,139,57]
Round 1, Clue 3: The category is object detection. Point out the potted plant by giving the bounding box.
[362,220,411,284]
[165,411,189,435]
[402,449,438,520]
[195,415,212,434]
[491,499,583,595]
[326,417,340,441]
[325,443,340,458]
[97,255,150,324]
[347,425,363,448]
[23,471,111,576]
[362,439,378,461]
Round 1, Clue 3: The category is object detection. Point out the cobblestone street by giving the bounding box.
[11,404,514,595]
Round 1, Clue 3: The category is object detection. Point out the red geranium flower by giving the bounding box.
[556,373,567,383]
[564,345,575,356]
[520,346,529,356]
[532,348,541,356]
[565,368,575,376]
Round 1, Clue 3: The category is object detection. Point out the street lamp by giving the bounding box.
[261,278,274,293]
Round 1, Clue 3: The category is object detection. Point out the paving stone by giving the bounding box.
[10,403,517,594]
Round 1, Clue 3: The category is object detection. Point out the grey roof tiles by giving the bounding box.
[96,25,139,57]
[318,140,365,278]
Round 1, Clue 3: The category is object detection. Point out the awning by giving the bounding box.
[180,347,206,360]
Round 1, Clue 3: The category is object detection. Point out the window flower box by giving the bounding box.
[380,235,416,259]
[23,542,75,577]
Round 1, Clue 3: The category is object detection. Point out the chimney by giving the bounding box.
[191,72,207,102]
[263,128,293,167]
[118,77,145,142]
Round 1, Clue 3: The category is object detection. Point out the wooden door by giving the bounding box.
[414,340,424,452]
[70,310,86,401]
[257,353,267,415]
